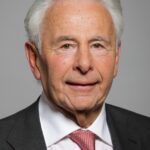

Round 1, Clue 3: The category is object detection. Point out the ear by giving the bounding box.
[113,44,121,77]
[25,41,41,80]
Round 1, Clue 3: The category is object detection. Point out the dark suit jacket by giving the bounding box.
[0,99,150,150]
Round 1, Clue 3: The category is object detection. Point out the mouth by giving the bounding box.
[66,81,99,91]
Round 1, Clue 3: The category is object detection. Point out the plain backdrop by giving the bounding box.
[0,0,150,119]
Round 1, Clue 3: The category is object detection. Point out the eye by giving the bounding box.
[92,43,104,49]
[54,42,77,55]
[61,44,72,49]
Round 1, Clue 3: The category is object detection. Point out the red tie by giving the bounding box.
[69,129,96,150]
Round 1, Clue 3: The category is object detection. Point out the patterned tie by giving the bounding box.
[69,129,96,150]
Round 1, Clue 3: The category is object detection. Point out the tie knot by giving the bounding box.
[69,129,96,150]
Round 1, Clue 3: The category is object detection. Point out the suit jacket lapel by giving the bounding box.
[7,99,47,150]
[106,104,141,150]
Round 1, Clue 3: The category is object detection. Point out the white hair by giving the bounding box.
[24,0,123,50]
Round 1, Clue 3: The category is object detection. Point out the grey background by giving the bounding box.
[0,0,150,119]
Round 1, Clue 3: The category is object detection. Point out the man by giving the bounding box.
[0,0,150,150]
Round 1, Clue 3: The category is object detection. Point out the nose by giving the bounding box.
[73,48,93,74]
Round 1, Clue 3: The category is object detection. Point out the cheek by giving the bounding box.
[44,55,75,108]
[96,55,116,80]
[46,55,72,82]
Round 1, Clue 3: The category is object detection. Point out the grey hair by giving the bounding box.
[24,0,123,50]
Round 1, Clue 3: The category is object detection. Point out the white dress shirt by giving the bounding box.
[39,92,113,150]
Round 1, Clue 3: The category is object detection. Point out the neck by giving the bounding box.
[59,105,103,128]
[73,107,102,128]
[48,100,103,128]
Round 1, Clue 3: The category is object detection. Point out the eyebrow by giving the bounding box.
[55,36,77,43]
[89,36,111,44]
[55,35,111,44]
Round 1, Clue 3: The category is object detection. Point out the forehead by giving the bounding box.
[44,0,112,20]
[41,0,115,40]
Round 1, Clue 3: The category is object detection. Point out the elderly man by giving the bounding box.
[0,0,150,150]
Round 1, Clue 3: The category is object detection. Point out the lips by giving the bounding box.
[66,80,99,91]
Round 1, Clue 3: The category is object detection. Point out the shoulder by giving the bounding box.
[0,100,39,139]
[106,103,149,116]
[106,103,150,133]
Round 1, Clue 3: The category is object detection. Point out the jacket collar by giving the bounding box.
[7,99,47,150]
[106,104,141,150]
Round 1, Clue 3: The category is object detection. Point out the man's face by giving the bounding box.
[27,0,119,116]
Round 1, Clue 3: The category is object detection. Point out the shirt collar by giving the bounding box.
[88,103,112,146]
[39,92,112,147]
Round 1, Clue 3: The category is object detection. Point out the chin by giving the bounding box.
[61,94,102,113]
[71,101,97,112]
